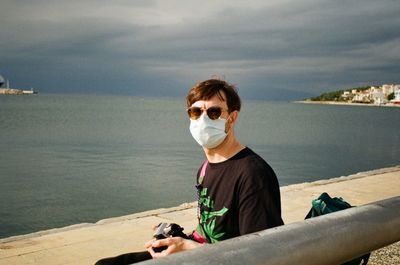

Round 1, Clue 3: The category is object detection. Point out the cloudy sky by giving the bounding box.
[1,0,399,100]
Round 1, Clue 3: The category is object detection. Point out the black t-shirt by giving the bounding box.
[195,147,284,243]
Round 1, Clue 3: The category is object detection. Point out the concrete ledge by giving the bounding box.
[1,165,399,265]
[140,197,400,265]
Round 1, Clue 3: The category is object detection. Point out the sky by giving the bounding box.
[1,0,399,100]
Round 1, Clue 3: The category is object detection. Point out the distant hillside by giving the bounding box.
[309,86,371,101]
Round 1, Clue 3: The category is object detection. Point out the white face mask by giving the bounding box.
[189,114,228,149]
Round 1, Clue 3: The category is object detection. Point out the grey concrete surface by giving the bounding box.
[1,165,399,265]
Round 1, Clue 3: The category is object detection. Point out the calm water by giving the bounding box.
[0,94,399,238]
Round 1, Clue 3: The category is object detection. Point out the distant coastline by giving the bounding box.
[293,100,400,108]
[0,88,38,95]
[0,75,38,95]
[303,84,400,107]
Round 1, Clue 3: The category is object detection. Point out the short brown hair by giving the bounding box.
[186,79,241,113]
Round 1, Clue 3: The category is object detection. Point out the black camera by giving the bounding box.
[152,223,188,252]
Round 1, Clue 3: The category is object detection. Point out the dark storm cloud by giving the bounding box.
[1,0,399,99]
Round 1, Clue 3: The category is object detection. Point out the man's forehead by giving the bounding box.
[192,93,227,107]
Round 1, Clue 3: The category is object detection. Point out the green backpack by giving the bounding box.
[305,192,370,265]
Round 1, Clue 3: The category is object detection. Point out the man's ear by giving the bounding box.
[226,111,238,132]
[230,111,239,124]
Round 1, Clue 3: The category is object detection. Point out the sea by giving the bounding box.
[0,94,399,239]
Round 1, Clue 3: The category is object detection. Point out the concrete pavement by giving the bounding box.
[1,165,399,265]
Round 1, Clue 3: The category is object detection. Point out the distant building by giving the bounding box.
[391,89,400,105]
[382,84,396,95]
[0,88,23,95]
[371,90,387,105]
[347,84,400,105]
[0,76,38,94]
[352,89,371,103]
[341,91,351,100]
[0,88,38,95]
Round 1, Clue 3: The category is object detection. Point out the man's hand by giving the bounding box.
[144,237,202,259]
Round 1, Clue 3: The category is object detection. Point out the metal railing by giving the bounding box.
[141,196,400,265]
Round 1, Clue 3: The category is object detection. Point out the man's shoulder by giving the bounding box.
[229,148,273,177]
[236,147,271,167]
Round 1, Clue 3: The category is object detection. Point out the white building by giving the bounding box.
[341,91,351,100]
[382,84,400,97]
[392,89,400,104]
[352,90,371,103]
[382,84,395,95]
[371,90,387,105]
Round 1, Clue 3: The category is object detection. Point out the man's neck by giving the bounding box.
[204,134,245,163]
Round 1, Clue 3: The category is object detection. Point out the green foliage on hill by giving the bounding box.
[310,90,344,101]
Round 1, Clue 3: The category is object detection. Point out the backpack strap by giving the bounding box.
[196,160,209,222]
[198,160,209,185]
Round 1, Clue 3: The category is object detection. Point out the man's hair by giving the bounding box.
[186,79,241,113]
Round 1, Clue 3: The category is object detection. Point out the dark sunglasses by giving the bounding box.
[187,106,227,120]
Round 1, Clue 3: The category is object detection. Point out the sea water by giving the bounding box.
[0,94,399,238]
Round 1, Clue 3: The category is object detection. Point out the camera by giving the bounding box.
[152,223,188,252]
[153,223,187,239]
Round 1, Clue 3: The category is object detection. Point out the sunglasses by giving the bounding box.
[187,106,227,120]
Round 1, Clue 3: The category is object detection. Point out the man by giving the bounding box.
[95,79,283,264]
[146,78,283,257]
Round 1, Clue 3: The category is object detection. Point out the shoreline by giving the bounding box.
[0,202,198,243]
[293,100,400,108]
[1,165,399,243]
[0,88,38,95]
[1,165,399,265]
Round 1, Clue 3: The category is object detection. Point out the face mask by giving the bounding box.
[189,114,228,149]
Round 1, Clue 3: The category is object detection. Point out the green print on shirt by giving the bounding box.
[198,187,229,243]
